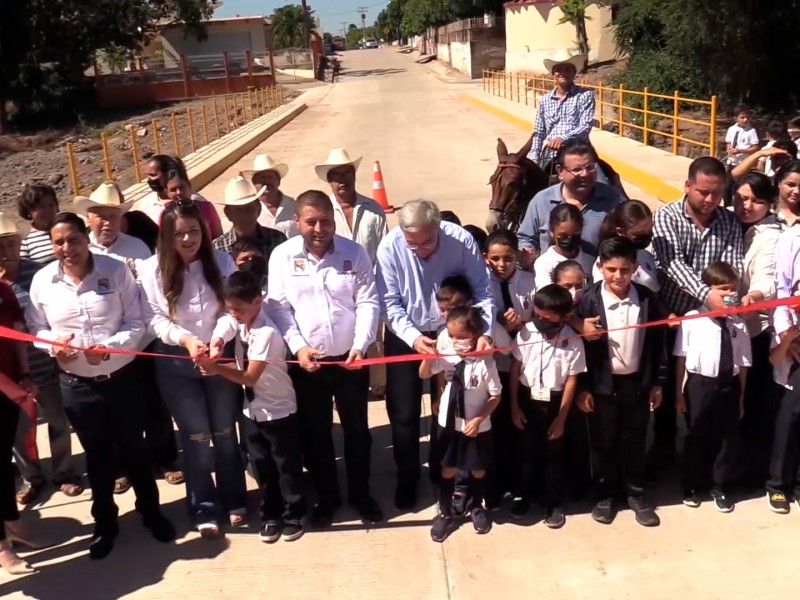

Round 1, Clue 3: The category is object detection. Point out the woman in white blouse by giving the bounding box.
[26,212,175,560]
[139,201,245,539]
[732,172,783,486]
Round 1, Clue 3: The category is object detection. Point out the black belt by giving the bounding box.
[314,352,349,363]
[61,360,133,383]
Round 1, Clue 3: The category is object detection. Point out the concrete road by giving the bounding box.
[1,48,797,599]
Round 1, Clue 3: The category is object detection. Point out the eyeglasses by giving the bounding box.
[406,235,438,252]
[562,163,598,175]
[164,198,195,212]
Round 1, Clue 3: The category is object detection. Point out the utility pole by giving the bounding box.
[300,0,311,48]
[340,20,348,39]
[357,6,368,45]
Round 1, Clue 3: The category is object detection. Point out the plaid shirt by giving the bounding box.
[527,85,595,162]
[212,225,287,262]
[653,198,744,316]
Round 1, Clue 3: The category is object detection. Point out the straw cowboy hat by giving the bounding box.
[216,176,261,207]
[315,147,362,182]
[0,212,28,238]
[543,49,587,74]
[73,181,133,215]
[241,154,289,181]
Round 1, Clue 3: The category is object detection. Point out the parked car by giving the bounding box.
[364,38,379,49]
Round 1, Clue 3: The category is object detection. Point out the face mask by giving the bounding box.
[451,339,473,354]
[532,315,563,338]
[631,233,652,251]
[147,178,164,193]
[555,234,581,253]
[240,255,268,282]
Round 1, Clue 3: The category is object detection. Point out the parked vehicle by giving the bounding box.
[364,38,379,49]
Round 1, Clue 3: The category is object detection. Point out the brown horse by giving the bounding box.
[486,137,550,233]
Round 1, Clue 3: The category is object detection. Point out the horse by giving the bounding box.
[485,137,551,233]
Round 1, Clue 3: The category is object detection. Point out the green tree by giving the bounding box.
[271,5,307,49]
[558,0,605,57]
[400,0,454,35]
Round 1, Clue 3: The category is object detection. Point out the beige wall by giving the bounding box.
[505,1,617,73]
[161,21,269,67]
[436,43,450,64]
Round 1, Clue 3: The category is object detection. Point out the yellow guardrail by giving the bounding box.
[482,69,717,157]
[66,85,284,196]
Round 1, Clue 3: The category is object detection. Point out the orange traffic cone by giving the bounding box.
[372,160,395,214]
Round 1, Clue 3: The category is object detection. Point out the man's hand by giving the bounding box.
[413,335,438,355]
[344,349,364,370]
[84,344,109,366]
[577,391,594,413]
[297,346,322,372]
[705,288,731,312]
[208,337,225,360]
[649,386,663,411]
[54,334,78,363]
[475,336,494,354]
[180,335,208,359]
[547,414,567,440]
[546,137,565,150]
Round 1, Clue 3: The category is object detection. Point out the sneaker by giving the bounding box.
[682,489,701,508]
[544,507,566,529]
[510,497,530,519]
[430,514,451,543]
[711,490,734,513]
[768,492,790,514]
[471,507,491,534]
[259,521,281,543]
[627,496,660,527]
[281,519,305,542]
[452,492,468,517]
[591,498,615,525]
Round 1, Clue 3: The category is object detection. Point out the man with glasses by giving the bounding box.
[518,138,624,264]
[375,199,496,510]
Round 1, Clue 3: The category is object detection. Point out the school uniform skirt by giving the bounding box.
[435,424,493,472]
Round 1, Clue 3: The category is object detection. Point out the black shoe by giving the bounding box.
[281,519,305,542]
[89,523,119,560]
[591,498,615,525]
[628,496,660,527]
[350,497,384,523]
[430,514,452,543]
[711,490,734,513]
[767,491,790,514]
[471,506,491,534]
[510,497,530,519]
[452,492,468,517]
[259,521,281,543]
[310,503,335,529]
[682,489,701,508]
[544,506,566,529]
[394,481,417,511]
[142,512,177,543]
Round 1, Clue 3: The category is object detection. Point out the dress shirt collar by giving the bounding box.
[600,281,638,310]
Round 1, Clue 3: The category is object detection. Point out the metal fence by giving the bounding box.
[66,85,284,196]
[483,70,718,157]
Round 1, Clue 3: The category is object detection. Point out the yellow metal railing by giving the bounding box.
[66,85,285,196]
[482,70,718,157]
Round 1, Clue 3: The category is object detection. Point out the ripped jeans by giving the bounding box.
[154,343,246,526]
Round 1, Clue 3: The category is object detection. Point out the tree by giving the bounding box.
[271,5,306,49]
[323,32,333,45]
[400,0,454,35]
[558,0,604,57]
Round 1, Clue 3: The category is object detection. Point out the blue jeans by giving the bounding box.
[154,343,246,526]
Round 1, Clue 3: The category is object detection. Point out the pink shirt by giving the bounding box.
[137,191,223,239]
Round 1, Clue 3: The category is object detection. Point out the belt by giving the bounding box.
[314,352,349,363]
[61,360,133,383]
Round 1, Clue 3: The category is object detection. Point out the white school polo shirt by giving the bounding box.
[511,322,586,392]
[489,268,536,371]
[592,249,659,293]
[600,283,644,375]
[429,356,502,433]
[674,311,752,377]
[771,311,799,390]
[533,246,595,289]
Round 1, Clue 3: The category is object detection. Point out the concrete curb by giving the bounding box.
[458,92,684,202]
[127,95,309,207]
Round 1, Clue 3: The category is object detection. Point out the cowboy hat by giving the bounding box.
[315,147,362,182]
[241,154,289,181]
[215,176,261,207]
[73,181,133,216]
[543,49,586,74]
[0,212,27,238]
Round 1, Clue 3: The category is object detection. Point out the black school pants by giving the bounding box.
[682,373,740,493]
[592,374,650,499]
[290,359,372,506]
[652,327,679,456]
[240,413,306,521]
[767,368,800,496]
[0,394,20,541]
[487,371,517,502]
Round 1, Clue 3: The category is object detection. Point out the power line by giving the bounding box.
[317,1,387,18]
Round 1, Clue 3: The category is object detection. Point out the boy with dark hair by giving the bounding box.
[575,236,667,527]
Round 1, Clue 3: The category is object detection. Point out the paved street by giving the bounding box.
[1,48,797,599]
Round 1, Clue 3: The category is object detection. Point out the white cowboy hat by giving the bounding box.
[315,147,362,182]
[215,176,261,207]
[241,154,289,181]
[0,212,27,238]
[543,49,586,74]
[73,182,133,216]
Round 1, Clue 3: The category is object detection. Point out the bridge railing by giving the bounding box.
[482,69,718,157]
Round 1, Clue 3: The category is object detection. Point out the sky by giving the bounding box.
[212,0,389,35]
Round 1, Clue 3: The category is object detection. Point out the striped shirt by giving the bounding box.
[527,85,596,163]
[652,198,744,316]
[20,230,55,266]
[8,259,57,384]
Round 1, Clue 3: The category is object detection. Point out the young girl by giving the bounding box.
[420,307,502,542]
[553,260,586,302]
[17,184,58,265]
[533,204,595,290]
[593,200,659,292]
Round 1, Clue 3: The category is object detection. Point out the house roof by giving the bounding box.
[158,15,271,28]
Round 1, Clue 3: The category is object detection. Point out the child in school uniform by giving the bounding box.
[197,270,306,542]
[482,229,535,506]
[675,262,751,512]
[509,284,585,527]
[575,236,666,527]
[420,307,502,542]
[553,260,586,303]
[533,204,596,289]
[232,239,268,295]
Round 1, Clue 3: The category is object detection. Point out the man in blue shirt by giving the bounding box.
[376,200,496,509]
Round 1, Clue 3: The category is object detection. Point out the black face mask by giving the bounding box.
[555,234,581,253]
[147,178,164,193]
[532,315,563,339]
[240,255,268,283]
[631,233,652,251]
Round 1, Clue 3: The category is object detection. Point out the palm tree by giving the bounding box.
[558,0,607,58]
[271,5,305,49]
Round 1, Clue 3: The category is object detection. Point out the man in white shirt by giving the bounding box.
[267,189,382,528]
[242,154,299,238]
